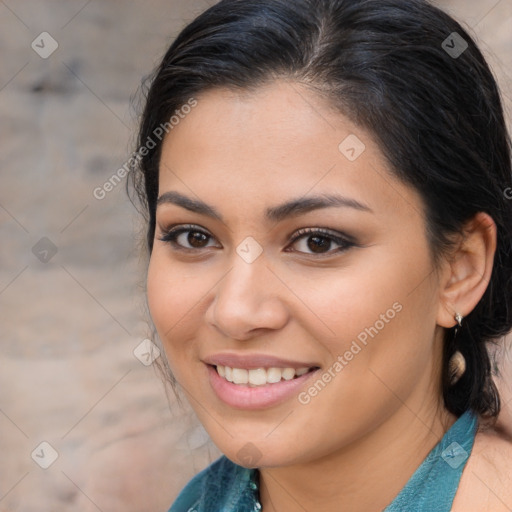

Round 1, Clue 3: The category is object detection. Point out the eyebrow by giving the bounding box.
[156,191,373,222]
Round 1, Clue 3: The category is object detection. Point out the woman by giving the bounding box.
[129,0,512,510]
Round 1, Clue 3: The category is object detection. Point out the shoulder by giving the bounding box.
[452,421,512,512]
[168,455,255,512]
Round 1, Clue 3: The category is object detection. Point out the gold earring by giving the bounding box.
[449,312,465,385]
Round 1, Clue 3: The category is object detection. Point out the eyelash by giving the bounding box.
[157,224,356,257]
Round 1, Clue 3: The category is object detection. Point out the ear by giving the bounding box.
[437,212,497,328]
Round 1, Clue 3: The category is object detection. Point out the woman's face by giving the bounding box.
[147,80,447,468]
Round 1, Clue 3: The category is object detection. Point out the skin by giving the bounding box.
[146,80,511,511]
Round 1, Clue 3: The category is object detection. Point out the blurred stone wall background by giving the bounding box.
[0,1,510,511]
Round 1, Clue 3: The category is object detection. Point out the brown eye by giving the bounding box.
[158,225,220,251]
[306,235,332,253]
[187,231,210,248]
[288,228,354,256]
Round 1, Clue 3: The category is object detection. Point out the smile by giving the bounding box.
[215,365,316,387]
[206,363,321,409]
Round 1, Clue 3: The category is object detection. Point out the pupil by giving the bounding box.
[189,231,208,248]
[308,235,330,253]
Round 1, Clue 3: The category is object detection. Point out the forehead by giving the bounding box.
[158,80,423,221]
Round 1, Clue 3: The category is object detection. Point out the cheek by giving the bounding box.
[291,246,437,374]
[279,255,438,445]
[147,255,175,334]
[146,254,207,367]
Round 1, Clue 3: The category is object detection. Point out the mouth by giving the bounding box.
[210,364,319,387]
[206,362,321,409]
[203,353,322,409]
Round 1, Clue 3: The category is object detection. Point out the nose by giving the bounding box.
[205,253,289,341]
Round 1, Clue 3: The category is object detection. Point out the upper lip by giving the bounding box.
[202,353,320,370]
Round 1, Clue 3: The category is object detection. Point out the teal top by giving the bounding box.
[169,410,478,511]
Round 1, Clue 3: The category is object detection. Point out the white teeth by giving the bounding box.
[282,368,295,380]
[232,368,248,384]
[215,365,314,386]
[267,367,282,383]
[248,368,267,386]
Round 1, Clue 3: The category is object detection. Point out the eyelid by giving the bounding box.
[289,226,354,243]
[158,223,210,235]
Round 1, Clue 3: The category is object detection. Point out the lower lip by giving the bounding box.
[206,364,320,410]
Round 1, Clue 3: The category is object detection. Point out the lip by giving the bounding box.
[206,363,321,410]
[202,353,320,370]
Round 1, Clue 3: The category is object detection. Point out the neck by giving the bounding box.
[258,402,456,512]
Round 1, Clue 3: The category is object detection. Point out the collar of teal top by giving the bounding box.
[169,410,478,512]
[383,409,478,511]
